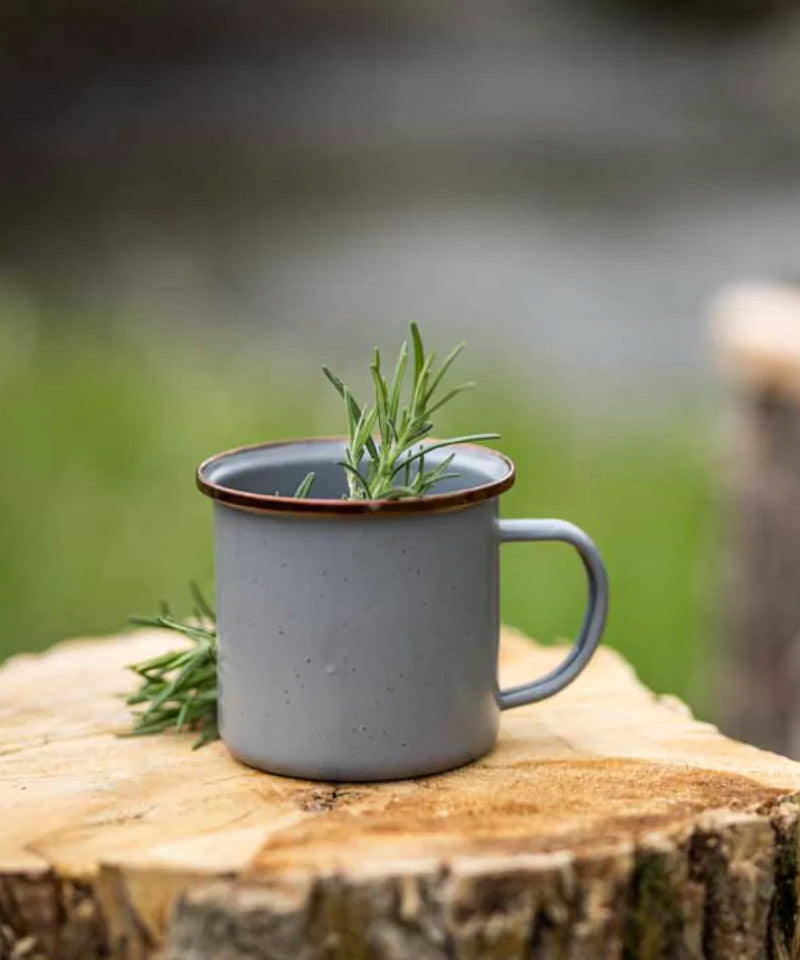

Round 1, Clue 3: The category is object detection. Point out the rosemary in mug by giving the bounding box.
[317,320,498,500]
[125,323,498,744]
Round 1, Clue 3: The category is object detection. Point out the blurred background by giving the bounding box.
[3,0,800,720]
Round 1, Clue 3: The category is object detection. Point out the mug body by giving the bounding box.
[198,438,514,781]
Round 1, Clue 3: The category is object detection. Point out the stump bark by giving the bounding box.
[2,626,800,959]
[713,281,800,758]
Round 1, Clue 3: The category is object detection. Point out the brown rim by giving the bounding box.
[196,436,515,516]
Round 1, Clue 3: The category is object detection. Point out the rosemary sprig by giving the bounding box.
[322,321,498,500]
[293,471,315,498]
[124,587,219,748]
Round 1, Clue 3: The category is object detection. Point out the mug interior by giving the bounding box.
[199,438,513,505]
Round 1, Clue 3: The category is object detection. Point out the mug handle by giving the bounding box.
[496,518,608,709]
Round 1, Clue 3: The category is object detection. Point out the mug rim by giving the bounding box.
[196,436,515,516]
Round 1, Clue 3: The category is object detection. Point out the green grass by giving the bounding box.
[0,319,717,715]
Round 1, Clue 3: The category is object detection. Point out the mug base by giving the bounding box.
[223,739,497,782]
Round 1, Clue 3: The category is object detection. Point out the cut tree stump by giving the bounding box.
[3,627,800,960]
[713,280,800,757]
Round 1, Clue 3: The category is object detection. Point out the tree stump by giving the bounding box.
[713,281,800,758]
[3,627,800,960]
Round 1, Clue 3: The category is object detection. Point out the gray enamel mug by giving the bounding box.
[197,438,608,781]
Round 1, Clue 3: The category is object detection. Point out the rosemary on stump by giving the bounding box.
[124,585,218,748]
[125,322,498,745]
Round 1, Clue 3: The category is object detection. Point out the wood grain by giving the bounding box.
[714,280,800,759]
[1,627,799,959]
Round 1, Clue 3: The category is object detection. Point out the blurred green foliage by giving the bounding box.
[0,318,716,715]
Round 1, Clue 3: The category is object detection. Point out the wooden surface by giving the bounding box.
[712,280,800,399]
[2,628,800,959]
[713,280,800,758]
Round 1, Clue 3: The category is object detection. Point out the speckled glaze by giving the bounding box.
[197,438,608,781]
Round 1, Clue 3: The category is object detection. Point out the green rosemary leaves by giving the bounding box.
[124,587,218,747]
[321,321,498,500]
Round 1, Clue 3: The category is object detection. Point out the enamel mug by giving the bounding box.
[197,438,608,781]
